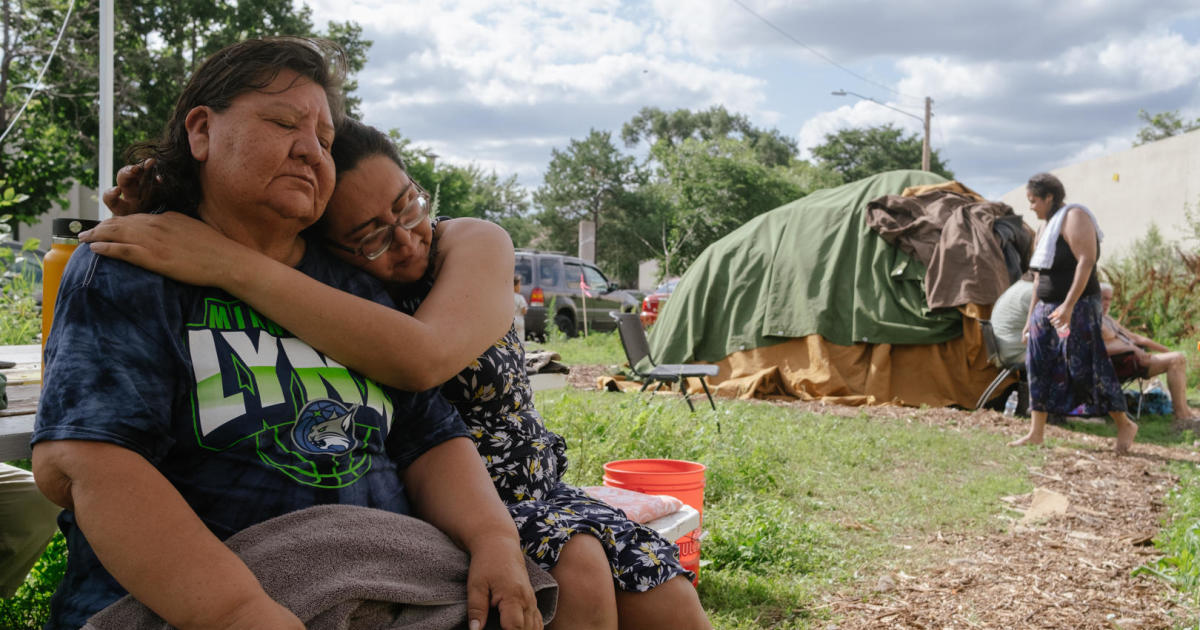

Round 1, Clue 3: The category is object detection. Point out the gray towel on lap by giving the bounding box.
[83,504,558,630]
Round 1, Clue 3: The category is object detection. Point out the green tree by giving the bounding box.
[621,105,798,167]
[533,129,638,272]
[646,137,813,273]
[0,0,370,227]
[1133,108,1200,146]
[810,123,953,183]
[386,130,538,247]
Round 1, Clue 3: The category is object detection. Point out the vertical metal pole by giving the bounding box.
[98,0,113,219]
[921,96,932,172]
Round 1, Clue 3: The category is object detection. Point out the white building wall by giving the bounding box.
[1000,129,1200,259]
[16,181,102,247]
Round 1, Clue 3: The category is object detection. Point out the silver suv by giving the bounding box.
[515,250,639,339]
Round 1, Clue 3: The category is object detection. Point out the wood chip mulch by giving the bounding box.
[564,365,1200,629]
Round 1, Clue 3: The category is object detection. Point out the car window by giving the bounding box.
[563,262,583,292]
[582,265,609,293]
[515,257,533,287]
[538,257,561,287]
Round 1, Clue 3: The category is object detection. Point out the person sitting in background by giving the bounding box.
[514,274,528,341]
[0,463,61,598]
[990,273,1035,366]
[1100,283,1199,421]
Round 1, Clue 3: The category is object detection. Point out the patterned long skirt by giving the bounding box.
[508,482,694,592]
[1026,294,1126,416]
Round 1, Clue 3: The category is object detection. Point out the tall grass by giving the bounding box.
[1135,461,1200,629]
[0,238,41,345]
[1102,224,1200,343]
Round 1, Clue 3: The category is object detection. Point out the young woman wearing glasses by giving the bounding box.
[90,118,711,630]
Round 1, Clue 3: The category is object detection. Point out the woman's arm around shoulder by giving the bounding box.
[414,217,517,373]
[81,213,513,391]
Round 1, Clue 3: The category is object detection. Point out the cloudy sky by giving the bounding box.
[303,0,1200,201]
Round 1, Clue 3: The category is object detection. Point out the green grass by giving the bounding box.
[1135,461,1200,629]
[1060,413,1197,448]
[526,329,626,366]
[538,390,1040,628]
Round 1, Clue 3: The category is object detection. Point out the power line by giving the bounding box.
[0,0,78,147]
[729,0,924,104]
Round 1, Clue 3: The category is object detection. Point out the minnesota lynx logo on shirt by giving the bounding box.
[185,297,393,488]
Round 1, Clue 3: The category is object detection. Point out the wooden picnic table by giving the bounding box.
[1,344,40,461]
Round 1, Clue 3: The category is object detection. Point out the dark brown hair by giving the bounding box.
[1026,172,1066,209]
[127,37,348,213]
[330,117,406,180]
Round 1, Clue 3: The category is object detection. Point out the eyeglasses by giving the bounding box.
[328,183,430,261]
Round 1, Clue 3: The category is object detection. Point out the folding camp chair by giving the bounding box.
[975,319,1028,413]
[610,312,719,413]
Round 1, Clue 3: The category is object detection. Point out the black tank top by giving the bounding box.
[1035,226,1100,303]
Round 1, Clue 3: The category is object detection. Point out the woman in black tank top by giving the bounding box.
[1009,173,1137,454]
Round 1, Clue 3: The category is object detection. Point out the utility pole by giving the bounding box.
[833,90,933,172]
[922,96,931,172]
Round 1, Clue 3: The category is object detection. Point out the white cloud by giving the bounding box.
[296,0,1200,198]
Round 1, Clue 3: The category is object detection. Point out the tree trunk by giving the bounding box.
[0,0,12,141]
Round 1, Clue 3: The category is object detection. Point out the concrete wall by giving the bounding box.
[1000,129,1200,259]
[15,181,102,247]
[637,259,660,292]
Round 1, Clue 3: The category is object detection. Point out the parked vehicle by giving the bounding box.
[639,277,679,327]
[514,249,639,338]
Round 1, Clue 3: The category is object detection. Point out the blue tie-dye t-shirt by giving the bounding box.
[33,240,468,629]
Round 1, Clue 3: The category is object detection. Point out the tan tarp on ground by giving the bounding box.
[604,304,1008,408]
[703,304,1003,408]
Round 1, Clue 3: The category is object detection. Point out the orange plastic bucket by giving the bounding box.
[603,459,706,585]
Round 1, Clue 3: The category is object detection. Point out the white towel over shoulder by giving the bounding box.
[1029,203,1104,270]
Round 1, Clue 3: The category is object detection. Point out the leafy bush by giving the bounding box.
[0,213,42,345]
[1100,224,1200,343]
[0,534,66,629]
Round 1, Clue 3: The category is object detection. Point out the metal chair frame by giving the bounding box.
[610,312,719,414]
[975,319,1027,412]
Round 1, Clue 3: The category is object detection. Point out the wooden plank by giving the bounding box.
[1,383,40,462]
[0,414,34,461]
[1,344,42,386]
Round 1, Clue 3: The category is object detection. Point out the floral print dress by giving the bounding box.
[391,218,690,591]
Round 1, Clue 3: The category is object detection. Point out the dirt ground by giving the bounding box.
[565,366,1200,629]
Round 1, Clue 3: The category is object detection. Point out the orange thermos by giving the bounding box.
[42,218,100,352]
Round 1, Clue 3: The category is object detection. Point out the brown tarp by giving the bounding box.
[866,190,1017,310]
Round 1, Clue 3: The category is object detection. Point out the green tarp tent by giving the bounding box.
[649,170,964,365]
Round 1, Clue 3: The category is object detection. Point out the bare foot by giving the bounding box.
[1174,408,1200,422]
[1116,420,1139,455]
[1008,433,1043,447]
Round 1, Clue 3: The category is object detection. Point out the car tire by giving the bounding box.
[554,311,577,338]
